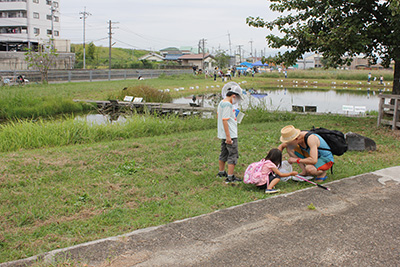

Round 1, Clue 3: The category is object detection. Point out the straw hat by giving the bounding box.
[280,125,301,143]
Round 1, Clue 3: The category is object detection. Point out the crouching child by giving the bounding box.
[244,148,298,193]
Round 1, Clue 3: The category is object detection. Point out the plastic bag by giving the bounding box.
[278,160,292,182]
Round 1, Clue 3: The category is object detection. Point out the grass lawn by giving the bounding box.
[1,112,399,263]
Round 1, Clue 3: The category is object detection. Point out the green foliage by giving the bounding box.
[247,0,400,94]
[70,44,157,69]
[0,114,216,152]
[0,90,91,120]
[260,69,394,81]
[307,203,316,210]
[87,42,96,60]
[115,84,172,103]
[214,50,231,68]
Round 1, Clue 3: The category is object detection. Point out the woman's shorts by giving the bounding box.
[294,146,333,171]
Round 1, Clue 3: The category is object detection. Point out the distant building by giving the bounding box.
[160,47,183,62]
[296,54,323,69]
[0,0,63,51]
[0,0,74,70]
[178,53,216,71]
[179,46,199,55]
[138,53,164,62]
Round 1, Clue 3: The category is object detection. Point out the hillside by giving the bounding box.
[70,44,160,69]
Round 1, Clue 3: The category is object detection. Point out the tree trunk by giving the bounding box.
[393,59,400,95]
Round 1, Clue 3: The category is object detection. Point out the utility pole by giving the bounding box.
[249,40,254,62]
[237,45,243,63]
[109,20,112,72]
[50,1,57,50]
[108,20,119,80]
[227,31,232,56]
[80,7,91,69]
[199,38,207,71]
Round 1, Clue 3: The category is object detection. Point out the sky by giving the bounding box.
[60,0,285,57]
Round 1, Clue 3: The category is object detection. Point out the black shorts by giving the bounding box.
[256,172,280,190]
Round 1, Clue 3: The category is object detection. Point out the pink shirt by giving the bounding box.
[256,160,277,186]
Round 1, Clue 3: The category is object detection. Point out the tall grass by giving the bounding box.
[113,84,172,103]
[0,89,93,120]
[0,109,297,152]
[260,69,393,81]
[0,115,215,152]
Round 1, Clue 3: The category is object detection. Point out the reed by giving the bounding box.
[260,69,393,81]
[0,115,216,152]
[113,84,172,103]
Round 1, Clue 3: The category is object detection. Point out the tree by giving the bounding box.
[25,44,58,84]
[87,42,96,61]
[247,0,400,94]
[214,50,231,68]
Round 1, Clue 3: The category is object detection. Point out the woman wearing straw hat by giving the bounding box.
[278,125,334,182]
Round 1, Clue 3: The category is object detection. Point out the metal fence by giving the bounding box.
[0,69,193,83]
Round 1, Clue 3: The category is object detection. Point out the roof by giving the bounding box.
[164,54,183,61]
[138,53,164,61]
[160,47,180,52]
[178,53,213,60]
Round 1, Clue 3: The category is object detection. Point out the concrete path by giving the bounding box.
[3,167,400,267]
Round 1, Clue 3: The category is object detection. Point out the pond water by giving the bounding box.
[174,88,379,115]
[78,88,380,125]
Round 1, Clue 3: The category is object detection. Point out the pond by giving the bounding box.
[174,88,379,115]
[79,88,380,125]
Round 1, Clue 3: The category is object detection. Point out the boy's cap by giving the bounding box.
[224,82,244,100]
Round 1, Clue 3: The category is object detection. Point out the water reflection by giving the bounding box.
[79,88,379,124]
[175,88,379,114]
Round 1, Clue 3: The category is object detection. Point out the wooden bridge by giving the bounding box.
[377,94,400,130]
[74,99,216,116]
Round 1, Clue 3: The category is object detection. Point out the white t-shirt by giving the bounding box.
[217,100,237,139]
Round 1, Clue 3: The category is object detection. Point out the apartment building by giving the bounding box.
[0,0,61,51]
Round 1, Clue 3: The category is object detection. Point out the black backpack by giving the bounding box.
[304,127,348,156]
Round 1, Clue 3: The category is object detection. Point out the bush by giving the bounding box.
[116,85,172,103]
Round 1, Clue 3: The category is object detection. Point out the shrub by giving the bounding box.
[116,85,172,103]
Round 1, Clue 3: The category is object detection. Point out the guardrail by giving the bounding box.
[0,69,192,83]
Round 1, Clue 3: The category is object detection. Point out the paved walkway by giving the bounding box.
[3,167,400,267]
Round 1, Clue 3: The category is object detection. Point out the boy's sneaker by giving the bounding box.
[265,189,280,194]
[216,171,228,178]
[225,175,242,183]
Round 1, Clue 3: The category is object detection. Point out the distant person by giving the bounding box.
[226,69,232,80]
[16,74,25,84]
[278,125,334,182]
[380,75,384,85]
[245,148,298,194]
[232,66,236,77]
[216,84,244,183]
[284,70,288,79]
[368,72,372,82]
[213,67,218,81]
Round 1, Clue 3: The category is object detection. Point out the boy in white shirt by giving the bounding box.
[216,85,244,183]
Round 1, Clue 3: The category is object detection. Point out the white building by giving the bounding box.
[296,54,323,69]
[0,0,61,51]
